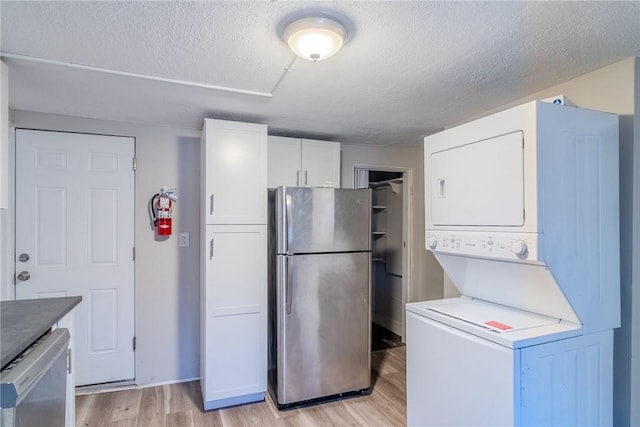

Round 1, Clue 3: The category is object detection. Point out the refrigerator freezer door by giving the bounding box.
[276,252,371,405]
[277,187,371,254]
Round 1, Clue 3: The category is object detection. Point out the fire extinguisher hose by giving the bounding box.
[148,193,160,227]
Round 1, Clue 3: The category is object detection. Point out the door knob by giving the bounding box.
[16,271,31,282]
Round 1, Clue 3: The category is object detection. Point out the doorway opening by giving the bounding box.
[353,165,412,350]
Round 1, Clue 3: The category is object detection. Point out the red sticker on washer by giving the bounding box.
[485,320,513,330]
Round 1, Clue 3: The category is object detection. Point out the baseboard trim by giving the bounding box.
[75,377,200,395]
[203,392,265,411]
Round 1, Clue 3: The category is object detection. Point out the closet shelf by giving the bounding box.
[372,257,385,263]
[372,232,387,238]
[369,178,403,188]
[372,205,387,211]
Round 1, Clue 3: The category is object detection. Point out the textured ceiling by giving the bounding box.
[1,1,639,146]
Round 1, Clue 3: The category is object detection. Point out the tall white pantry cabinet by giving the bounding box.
[200,119,268,410]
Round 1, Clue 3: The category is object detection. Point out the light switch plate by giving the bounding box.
[179,232,190,247]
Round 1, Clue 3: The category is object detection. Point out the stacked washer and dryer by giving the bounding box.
[407,100,620,426]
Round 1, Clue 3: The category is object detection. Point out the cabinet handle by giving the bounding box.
[210,194,214,214]
[304,170,308,186]
[296,170,300,187]
[210,239,214,259]
[67,348,72,374]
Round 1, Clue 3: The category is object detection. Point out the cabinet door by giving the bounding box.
[268,136,301,188]
[202,225,267,402]
[301,139,340,187]
[202,119,267,224]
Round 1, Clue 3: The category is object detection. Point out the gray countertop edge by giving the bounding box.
[1,296,82,368]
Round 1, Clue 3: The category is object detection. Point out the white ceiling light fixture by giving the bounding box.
[284,17,347,62]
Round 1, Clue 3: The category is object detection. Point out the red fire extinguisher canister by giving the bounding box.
[150,187,177,237]
[156,195,172,236]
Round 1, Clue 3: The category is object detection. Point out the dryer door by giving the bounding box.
[429,131,524,227]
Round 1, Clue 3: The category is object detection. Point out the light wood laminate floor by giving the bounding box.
[76,346,406,427]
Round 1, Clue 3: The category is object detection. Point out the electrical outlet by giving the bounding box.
[179,232,190,247]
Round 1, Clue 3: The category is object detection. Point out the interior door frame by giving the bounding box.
[352,164,412,342]
[12,127,137,386]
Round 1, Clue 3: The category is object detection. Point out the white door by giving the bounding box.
[15,129,135,386]
[267,136,301,188]
[202,119,267,225]
[202,225,266,403]
[429,131,524,227]
[300,139,340,187]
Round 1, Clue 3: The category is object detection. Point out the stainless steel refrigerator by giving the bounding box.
[268,187,372,409]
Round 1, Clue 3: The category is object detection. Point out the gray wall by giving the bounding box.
[10,111,202,385]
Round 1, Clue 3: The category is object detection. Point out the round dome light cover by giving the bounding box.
[284,17,346,61]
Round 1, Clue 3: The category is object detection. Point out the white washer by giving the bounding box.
[409,101,620,426]
[407,298,613,426]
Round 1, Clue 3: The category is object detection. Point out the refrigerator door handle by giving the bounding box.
[284,192,292,254]
[285,257,293,315]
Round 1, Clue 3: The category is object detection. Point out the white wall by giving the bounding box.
[1,61,8,208]
[502,57,638,426]
[9,111,201,386]
[341,143,444,303]
[0,62,9,301]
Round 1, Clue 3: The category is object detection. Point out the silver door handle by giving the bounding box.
[17,271,31,281]
[296,170,300,186]
[210,194,214,215]
[210,239,214,259]
[304,170,308,186]
[285,258,293,315]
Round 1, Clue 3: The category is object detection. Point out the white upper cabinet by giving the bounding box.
[268,136,340,188]
[301,139,341,187]
[201,119,267,225]
[267,136,301,187]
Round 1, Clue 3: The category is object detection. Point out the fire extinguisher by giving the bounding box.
[149,186,178,236]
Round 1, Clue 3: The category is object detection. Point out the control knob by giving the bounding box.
[510,240,528,256]
[427,236,438,250]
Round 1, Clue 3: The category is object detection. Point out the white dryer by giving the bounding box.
[407,100,620,426]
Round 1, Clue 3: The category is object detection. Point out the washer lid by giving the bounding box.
[407,297,582,348]
[428,297,558,332]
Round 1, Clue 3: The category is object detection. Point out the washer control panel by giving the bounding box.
[425,230,539,262]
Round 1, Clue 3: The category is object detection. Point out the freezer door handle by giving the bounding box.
[283,192,292,253]
[285,257,293,315]
[210,194,214,215]
[209,238,214,259]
